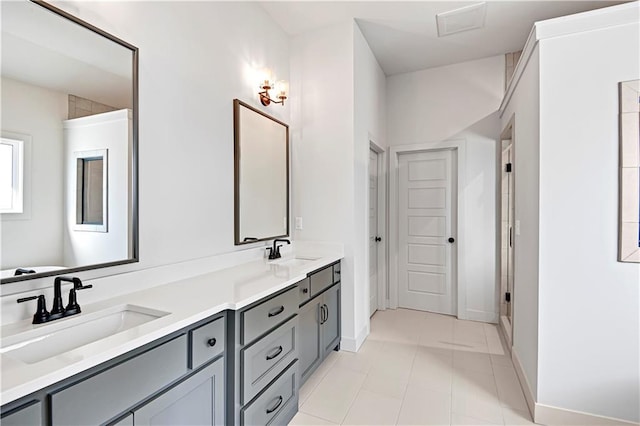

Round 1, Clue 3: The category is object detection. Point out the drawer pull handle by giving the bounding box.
[207,338,217,347]
[266,345,283,360]
[266,395,283,414]
[268,305,285,317]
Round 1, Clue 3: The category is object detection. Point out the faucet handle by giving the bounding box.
[17,295,49,324]
[65,281,92,316]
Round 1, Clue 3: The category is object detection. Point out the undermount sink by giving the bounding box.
[270,256,320,267]
[0,304,169,364]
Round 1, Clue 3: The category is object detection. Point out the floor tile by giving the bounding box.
[292,309,531,426]
[453,350,494,374]
[493,365,528,411]
[289,411,338,425]
[453,368,499,399]
[452,412,502,425]
[300,367,366,424]
[452,392,504,425]
[502,407,534,425]
[490,353,514,367]
[397,384,451,425]
[409,349,453,393]
[341,389,403,425]
[361,370,409,400]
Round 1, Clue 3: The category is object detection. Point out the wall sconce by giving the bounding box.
[258,69,288,106]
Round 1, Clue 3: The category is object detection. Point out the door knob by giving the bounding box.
[375,236,382,242]
[448,237,455,243]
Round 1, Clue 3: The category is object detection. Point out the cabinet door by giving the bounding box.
[134,358,224,426]
[321,284,340,358]
[298,297,321,385]
[0,401,42,426]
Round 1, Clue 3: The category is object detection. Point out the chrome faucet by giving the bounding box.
[17,276,93,324]
[267,239,291,260]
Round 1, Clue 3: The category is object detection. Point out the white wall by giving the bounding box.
[62,110,130,266]
[353,23,387,342]
[290,22,360,349]
[386,56,504,322]
[1,78,66,269]
[387,56,504,145]
[1,2,290,298]
[290,20,386,351]
[501,46,541,399]
[537,19,640,422]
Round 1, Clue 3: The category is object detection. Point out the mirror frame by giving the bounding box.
[1,0,139,284]
[233,99,289,245]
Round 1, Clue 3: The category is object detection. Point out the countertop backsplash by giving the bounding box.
[0,242,308,326]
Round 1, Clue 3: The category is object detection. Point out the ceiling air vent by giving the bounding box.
[436,2,487,37]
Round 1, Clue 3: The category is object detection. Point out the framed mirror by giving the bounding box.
[234,99,289,245]
[1,0,138,283]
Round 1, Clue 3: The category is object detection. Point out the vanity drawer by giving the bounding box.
[190,316,225,369]
[241,361,297,426]
[242,286,298,344]
[51,335,188,426]
[309,265,334,297]
[298,277,311,305]
[333,262,341,283]
[241,316,297,404]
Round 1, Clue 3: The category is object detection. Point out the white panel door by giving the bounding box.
[369,148,379,317]
[398,150,455,314]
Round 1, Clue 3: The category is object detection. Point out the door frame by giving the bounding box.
[498,115,516,347]
[369,139,387,311]
[389,139,467,318]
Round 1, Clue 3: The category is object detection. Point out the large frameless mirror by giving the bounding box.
[1,0,138,283]
[234,99,289,245]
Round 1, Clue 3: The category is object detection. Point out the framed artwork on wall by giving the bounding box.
[619,79,640,263]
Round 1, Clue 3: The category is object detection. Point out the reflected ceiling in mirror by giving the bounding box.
[234,99,289,245]
[1,1,138,283]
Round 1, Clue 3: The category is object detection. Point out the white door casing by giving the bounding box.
[369,148,379,317]
[397,149,456,315]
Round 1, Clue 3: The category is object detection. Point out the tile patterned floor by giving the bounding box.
[289,309,534,426]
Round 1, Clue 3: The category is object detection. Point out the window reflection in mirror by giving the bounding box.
[234,99,289,245]
[75,149,107,231]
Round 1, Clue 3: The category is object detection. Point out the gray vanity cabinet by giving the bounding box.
[1,313,226,426]
[298,261,341,386]
[298,296,322,382]
[230,285,300,425]
[133,357,224,426]
[0,401,42,426]
[321,283,341,358]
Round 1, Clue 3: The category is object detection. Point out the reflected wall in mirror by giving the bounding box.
[0,0,138,283]
[234,99,289,245]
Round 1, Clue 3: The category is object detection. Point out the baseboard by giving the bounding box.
[340,323,369,352]
[535,403,639,425]
[511,348,536,419]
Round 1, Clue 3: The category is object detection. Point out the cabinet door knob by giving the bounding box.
[268,305,285,317]
[375,236,382,242]
[448,237,455,243]
[266,395,283,414]
[207,338,217,347]
[302,288,309,294]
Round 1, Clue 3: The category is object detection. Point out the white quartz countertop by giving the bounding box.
[0,251,342,405]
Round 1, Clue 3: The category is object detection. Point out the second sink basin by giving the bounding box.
[0,304,169,364]
[271,256,319,268]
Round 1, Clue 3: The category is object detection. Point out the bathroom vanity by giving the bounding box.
[0,256,342,426]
